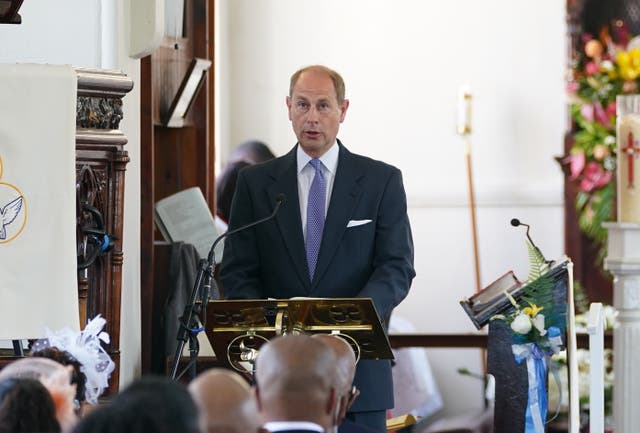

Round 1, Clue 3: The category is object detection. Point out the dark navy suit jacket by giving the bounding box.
[220,142,415,411]
[338,419,379,433]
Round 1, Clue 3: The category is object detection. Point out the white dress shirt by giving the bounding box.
[263,421,324,433]
[297,142,339,241]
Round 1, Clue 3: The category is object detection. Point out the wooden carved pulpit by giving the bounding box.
[75,68,133,393]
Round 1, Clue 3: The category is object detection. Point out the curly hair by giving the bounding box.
[30,347,87,403]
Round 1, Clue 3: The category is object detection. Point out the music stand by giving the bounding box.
[205,298,393,376]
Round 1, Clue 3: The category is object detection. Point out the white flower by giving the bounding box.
[511,313,532,334]
[603,305,617,330]
[601,60,615,72]
[533,314,546,336]
[552,349,567,364]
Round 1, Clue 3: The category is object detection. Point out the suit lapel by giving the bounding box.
[266,147,311,292]
[311,143,363,290]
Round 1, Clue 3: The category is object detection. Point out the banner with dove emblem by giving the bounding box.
[0,64,80,338]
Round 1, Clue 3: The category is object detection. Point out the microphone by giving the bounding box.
[510,218,554,266]
[510,218,523,228]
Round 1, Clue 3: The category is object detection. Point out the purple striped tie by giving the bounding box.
[306,159,326,280]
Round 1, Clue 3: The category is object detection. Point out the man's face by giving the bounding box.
[286,70,349,158]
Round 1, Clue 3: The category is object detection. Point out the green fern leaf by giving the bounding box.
[527,240,549,282]
[521,272,567,332]
[523,241,567,332]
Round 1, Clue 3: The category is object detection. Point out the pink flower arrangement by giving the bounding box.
[580,162,613,192]
[565,24,640,256]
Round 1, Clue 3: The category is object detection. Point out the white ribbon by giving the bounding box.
[526,356,546,433]
[513,343,547,433]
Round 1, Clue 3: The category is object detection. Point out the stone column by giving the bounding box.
[603,222,640,433]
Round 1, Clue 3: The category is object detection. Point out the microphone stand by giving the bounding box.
[510,218,554,267]
[170,196,285,380]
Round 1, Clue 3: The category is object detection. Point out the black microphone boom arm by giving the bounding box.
[510,218,554,266]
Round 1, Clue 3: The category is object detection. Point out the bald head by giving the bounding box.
[312,334,359,427]
[255,335,338,426]
[188,369,260,433]
[312,334,356,392]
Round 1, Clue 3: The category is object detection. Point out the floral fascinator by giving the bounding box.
[33,315,115,404]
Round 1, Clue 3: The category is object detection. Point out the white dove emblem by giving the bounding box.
[0,196,23,240]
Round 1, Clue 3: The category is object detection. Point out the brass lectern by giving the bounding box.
[205,298,393,374]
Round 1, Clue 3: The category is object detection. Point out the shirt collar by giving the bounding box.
[296,141,339,175]
[263,421,324,433]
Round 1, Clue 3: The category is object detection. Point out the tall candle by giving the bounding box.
[616,95,640,222]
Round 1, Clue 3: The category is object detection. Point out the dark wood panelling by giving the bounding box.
[140,0,215,375]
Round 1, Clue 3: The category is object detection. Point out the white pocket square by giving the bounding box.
[347,219,372,228]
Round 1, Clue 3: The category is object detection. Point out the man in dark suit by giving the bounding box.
[221,64,416,432]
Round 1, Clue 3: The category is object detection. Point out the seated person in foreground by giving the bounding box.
[312,334,377,433]
[30,346,88,414]
[71,376,200,433]
[255,335,339,433]
[188,368,262,433]
[0,377,61,433]
[0,357,77,432]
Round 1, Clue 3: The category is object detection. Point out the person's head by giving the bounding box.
[229,140,275,165]
[0,377,61,433]
[0,357,77,432]
[0,356,70,382]
[216,160,251,223]
[255,334,338,429]
[31,346,87,406]
[312,334,359,425]
[286,65,349,158]
[188,368,261,433]
[67,404,113,433]
[105,375,200,433]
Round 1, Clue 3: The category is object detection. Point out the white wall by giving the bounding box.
[0,0,101,65]
[218,0,567,416]
[0,0,141,388]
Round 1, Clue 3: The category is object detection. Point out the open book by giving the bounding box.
[459,270,522,330]
[460,259,571,330]
[154,187,224,262]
